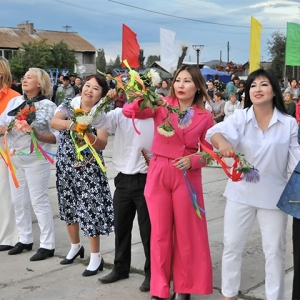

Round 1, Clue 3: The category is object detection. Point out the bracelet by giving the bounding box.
[90,134,97,146]
[69,121,74,130]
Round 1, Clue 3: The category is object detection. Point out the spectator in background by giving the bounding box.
[69,74,79,95]
[225,75,239,99]
[11,76,23,94]
[74,77,82,96]
[55,75,75,106]
[285,78,300,102]
[214,74,226,93]
[69,74,76,86]
[51,74,64,103]
[284,91,296,117]
[209,91,225,123]
[206,80,216,101]
[237,80,245,101]
[155,79,170,97]
[0,57,20,252]
[224,93,240,119]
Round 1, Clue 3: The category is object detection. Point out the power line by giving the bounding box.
[108,0,285,30]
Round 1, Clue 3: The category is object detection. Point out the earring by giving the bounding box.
[197,90,200,94]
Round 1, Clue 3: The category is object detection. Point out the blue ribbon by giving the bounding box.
[183,170,206,218]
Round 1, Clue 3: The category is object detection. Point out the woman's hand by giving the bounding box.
[0,125,8,135]
[218,140,234,157]
[173,156,191,171]
[157,99,169,108]
[106,89,119,100]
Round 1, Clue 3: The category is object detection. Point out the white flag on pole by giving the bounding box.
[160,28,177,73]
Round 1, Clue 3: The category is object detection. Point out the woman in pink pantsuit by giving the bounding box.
[123,65,214,300]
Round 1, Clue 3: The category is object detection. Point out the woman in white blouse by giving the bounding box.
[206,69,300,300]
[0,68,58,261]
[224,93,240,119]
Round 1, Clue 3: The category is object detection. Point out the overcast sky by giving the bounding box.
[1,0,299,65]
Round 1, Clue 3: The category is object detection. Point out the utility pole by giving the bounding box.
[220,50,222,65]
[62,25,72,32]
[227,41,230,63]
[192,45,204,69]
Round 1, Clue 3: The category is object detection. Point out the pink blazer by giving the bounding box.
[122,97,214,170]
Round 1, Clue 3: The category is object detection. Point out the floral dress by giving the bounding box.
[56,127,114,237]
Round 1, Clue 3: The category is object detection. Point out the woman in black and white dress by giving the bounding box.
[51,74,114,277]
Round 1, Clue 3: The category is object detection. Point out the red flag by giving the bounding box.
[122,24,140,68]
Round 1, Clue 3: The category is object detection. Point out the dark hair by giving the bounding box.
[63,75,70,81]
[170,65,209,109]
[244,68,287,114]
[289,78,297,85]
[214,74,220,80]
[83,74,109,98]
[214,91,223,99]
[232,75,239,82]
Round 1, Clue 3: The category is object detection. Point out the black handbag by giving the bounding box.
[277,161,300,218]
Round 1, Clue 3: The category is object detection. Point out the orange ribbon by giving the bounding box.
[2,136,19,188]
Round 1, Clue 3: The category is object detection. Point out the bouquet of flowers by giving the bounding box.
[8,105,36,133]
[97,60,194,137]
[60,99,106,173]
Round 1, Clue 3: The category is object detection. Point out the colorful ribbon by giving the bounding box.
[183,170,206,219]
[30,130,54,164]
[200,140,243,182]
[1,136,19,188]
[70,131,106,174]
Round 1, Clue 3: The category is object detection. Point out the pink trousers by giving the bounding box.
[145,155,213,298]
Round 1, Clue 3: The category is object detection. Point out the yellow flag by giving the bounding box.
[249,17,262,73]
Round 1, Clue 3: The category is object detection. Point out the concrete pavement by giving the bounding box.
[0,135,294,299]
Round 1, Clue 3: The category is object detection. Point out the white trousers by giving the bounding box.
[222,200,288,300]
[0,158,18,246]
[9,156,55,249]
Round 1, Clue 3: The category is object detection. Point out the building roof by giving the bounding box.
[0,23,96,52]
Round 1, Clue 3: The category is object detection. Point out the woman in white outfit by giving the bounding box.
[0,57,20,251]
[206,68,300,300]
[0,68,58,261]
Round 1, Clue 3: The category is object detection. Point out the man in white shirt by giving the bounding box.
[92,108,154,292]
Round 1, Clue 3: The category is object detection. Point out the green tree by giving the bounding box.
[113,55,121,68]
[267,31,292,79]
[9,39,77,80]
[145,55,160,68]
[96,48,106,72]
[51,41,77,70]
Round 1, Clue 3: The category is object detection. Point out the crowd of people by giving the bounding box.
[1,57,300,300]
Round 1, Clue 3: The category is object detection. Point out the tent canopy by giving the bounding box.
[200,67,231,84]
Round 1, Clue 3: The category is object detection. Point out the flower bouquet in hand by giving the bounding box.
[60,99,106,173]
[97,60,194,137]
[8,105,36,133]
[199,141,260,183]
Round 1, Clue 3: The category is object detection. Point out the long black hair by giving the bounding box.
[244,68,287,114]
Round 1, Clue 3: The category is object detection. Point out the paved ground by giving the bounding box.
[0,135,294,299]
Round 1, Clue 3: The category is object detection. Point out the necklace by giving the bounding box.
[80,106,91,114]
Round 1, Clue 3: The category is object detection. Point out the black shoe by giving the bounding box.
[0,245,14,251]
[30,248,55,261]
[60,246,85,265]
[98,270,129,284]
[82,257,104,277]
[139,276,150,292]
[150,296,165,300]
[171,293,191,300]
[8,242,33,255]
